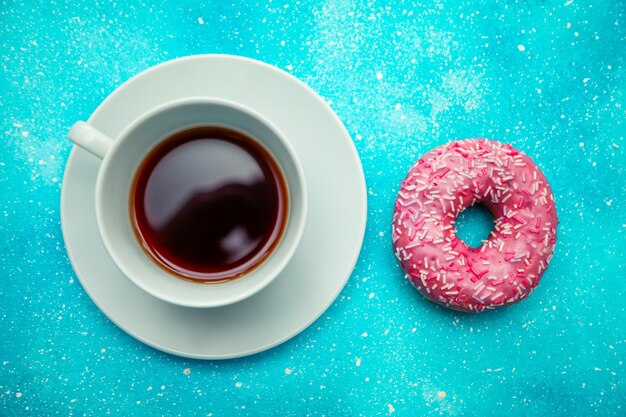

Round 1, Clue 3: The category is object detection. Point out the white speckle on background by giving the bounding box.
[15,392,22,398]
[376,72,383,80]
[387,403,395,414]
[284,368,292,375]
[517,44,526,52]
[368,292,375,299]
[361,331,368,337]
[197,17,204,24]
[583,77,590,83]
[356,357,362,367]
[235,382,243,388]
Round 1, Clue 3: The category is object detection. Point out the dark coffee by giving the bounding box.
[131,126,288,282]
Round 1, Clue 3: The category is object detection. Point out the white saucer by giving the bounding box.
[61,55,367,359]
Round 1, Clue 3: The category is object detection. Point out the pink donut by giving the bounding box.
[392,139,558,313]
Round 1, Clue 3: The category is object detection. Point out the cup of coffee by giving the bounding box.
[67,97,307,308]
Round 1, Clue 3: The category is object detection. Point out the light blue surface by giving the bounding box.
[1,1,625,415]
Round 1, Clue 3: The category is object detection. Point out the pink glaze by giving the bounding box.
[392,139,558,313]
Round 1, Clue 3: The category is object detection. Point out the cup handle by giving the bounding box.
[67,121,114,159]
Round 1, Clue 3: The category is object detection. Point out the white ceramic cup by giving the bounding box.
[67,97,307,308]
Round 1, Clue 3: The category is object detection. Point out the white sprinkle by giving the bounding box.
[235,382,243,388]
[197,17,204,24]
[388,404,396,414]
[517,44,526,52]
[356,358,362,367]
[284,368,292,375]
[478,291,491,301]
[376,72,383,80]
[583,77,590,83]
[368,292,375,299]
[15,392,22,398]
[361,331,368,337]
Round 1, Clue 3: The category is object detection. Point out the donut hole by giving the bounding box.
[454,203,495,249]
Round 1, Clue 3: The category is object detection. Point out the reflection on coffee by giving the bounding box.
[131,126,288,282]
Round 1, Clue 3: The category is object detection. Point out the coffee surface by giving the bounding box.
[131,126,287,282]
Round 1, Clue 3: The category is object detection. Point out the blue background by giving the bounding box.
[1,0,625,415]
